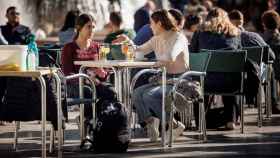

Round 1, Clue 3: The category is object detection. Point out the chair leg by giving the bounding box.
[168,105,174,147]
[200,77,207,142]
[240,95,244,134]
[198,102,202,133]
[13,121,20,151]
[62,129,65,145]
[49,126,55,153]
[257,85,263,128]
[200,101,207,142]
[266,65,272,118]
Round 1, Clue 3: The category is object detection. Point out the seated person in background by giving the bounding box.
[190,8,242,130]
[104,12,136,60]
[0,27,8,45]
[229,9,277,107]
[59,10,80,46]
[261,10,280,113]
[261,10,280,45]
[133,24,154,60]
[114,9,189,142]
[134,0,156,33]
[0,6,31,44]
[228,10,245,31]
[184,14,202,41]
[62,14,115,120]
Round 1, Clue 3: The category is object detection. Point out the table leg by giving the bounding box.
[124,68,133,137]
[161,67,167,147]
[38,76,47,158]
[53,72,62,152]
[79,67,86,143]
[118,69,123,102]
[112,67,123,101]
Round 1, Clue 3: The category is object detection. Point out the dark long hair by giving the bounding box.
[74,13,94,40]
[61,10,80,32]
[151,9,178,31]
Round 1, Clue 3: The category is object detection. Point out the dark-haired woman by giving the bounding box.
[114,9,189,142]
[61,14,115,122]
[59,10,80,45]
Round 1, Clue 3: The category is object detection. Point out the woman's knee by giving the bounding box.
[132,85,150,102]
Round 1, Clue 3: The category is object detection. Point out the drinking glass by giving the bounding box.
[122,44,134,61]
[99,44,110,60]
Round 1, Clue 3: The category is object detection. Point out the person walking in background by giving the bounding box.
[0,6,31,44]
[58,10,80,46]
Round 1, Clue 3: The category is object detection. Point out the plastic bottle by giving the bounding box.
[26,34,39,70]
[27,50,36,70]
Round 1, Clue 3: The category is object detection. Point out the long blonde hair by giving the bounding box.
[200,8,240,37]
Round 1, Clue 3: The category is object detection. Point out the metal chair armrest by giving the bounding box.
[65,73,96,102]
[129,68,161,94]
[172,71,206,92]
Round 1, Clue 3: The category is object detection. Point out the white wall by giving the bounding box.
[121,0,147,29]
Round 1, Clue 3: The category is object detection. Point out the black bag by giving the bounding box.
[81,99,130,153]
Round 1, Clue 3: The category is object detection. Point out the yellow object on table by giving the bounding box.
[0,64,20,71]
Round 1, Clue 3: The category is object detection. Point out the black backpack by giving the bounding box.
[81,99,130,153]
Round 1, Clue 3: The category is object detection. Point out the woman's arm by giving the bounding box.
[61,44,75,76]
[112,34,155,55]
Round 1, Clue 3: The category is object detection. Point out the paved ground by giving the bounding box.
[0,110,280,158]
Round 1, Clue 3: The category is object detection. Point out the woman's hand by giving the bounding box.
[112,34,130,44]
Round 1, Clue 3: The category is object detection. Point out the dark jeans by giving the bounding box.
[271,70,279,106]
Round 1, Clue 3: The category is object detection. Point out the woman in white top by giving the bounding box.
[114,9,189,142]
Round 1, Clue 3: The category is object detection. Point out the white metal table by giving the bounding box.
[74,60,168,147]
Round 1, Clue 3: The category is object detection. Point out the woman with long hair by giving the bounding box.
[58,10,80,45]
[190,8,242,130]
[114,9,189,142]
[61,14,115,121]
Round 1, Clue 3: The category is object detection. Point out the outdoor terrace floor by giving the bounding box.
[0,109,280,158]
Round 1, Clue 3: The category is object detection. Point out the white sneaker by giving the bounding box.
[146,117,160,142]
[174,122,185,139]
[167,121,185,142]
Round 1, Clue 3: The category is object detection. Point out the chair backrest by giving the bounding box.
[205,49,247,73]
[242,46,263,65]
[189,52,211,72]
